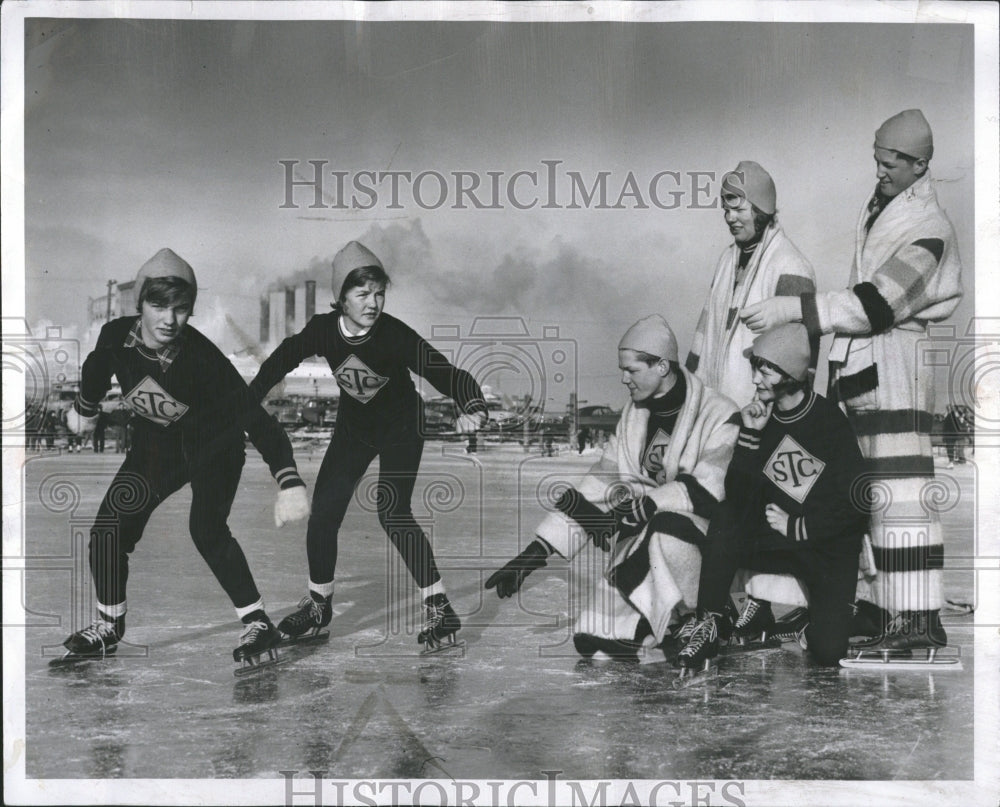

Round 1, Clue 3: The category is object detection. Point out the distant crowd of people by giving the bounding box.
[25,403,133,454]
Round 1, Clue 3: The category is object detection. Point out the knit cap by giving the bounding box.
[744,323,809,381]
[332,241,384,292]
[720,161,776,215]
[135,248,197,300]
[618,315,679,362]
[874,109,933,161]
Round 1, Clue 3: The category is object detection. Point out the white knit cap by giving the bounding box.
[331,241,383,293]
[135,248,197,299]
[720,160,776,215]
[874,109,933,161]
[618,315,679,362]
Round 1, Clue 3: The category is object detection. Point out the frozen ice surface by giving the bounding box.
[22,445,976,780]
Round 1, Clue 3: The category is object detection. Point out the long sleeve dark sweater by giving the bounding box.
[249,312,488,441]
[75,317,303,489]
[725,390,867,554]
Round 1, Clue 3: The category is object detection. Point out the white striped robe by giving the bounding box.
[686,222,816,407]
[536,369,739,643]
[802,172,963,613]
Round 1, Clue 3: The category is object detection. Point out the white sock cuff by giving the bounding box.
[420,580,445,600]
[98,600,127,619]
[310,580,335,599]
[235,598,265,621]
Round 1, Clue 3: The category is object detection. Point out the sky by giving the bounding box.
[18,15,980,409]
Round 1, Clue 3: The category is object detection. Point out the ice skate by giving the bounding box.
[849,599,892,640]
[277,594,332,646]
[50,615,123,667]
[673,614,720,688]
[658,613,699,663]
[771,607,809,646]
[841,611,961,670]
[418,593,465,655]
[727,595,780,651]
[574,633,643,662]
[233,619,283,677]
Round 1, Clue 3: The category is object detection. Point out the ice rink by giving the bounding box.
[20,440,978,782]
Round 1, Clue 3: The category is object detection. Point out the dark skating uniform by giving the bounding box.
[697,390,868,665]
[75,316,305,618]
[249,310,487,594]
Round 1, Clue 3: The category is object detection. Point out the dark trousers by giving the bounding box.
[307,423,440,589]
[698,502,861,666]
[89,438,260,611]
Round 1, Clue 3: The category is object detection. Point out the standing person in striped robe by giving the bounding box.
[686,160,816,407]
[741,109,964,654]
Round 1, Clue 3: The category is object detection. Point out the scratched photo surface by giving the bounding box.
[3,3,997,806]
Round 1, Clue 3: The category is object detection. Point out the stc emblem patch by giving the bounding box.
[334,354,389,404]
[124,376,190,426]
[642,428,672,485]
[763,434,825,503]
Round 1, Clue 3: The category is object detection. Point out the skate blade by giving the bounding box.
[840,649,962,671]
[48,644,119,668]
[721,637,781,655]
[278,630,330,648]
[419,637,466,657]
[672,664,718,689]
[233,648,286,678]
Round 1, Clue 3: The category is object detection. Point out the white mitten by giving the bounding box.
[274,485,310,527]
[66,407,98,436]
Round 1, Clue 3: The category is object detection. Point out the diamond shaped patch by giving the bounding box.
[763,434,826,504]
[123,375,190,427]
[333,354,389,404]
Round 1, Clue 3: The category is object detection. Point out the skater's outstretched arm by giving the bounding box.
[401,322,489,427]
[248,314,327,402]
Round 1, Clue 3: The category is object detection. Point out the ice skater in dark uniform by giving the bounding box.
[677,324,868,672]
[61,248,311,670]
[248,240,488,653]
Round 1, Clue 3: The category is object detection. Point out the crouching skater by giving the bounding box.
[59,249,311,672]
[678,323,868,673]
[486,315,739,660]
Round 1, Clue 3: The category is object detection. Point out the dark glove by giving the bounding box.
[485,540,550,598]
[611,495,657,540]
[553,486,617,551]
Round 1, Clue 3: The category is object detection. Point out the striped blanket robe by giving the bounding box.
[801,172,963,613]
[536,369,739,643]
[686,222,815,406]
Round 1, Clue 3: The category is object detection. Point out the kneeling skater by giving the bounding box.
[678,323,868,672]
[487,316,739,660]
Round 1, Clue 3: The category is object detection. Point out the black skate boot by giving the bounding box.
[848,599,892,640]
[732,596,777,646]
[418,593,464,655]
[54,614,124,665]
[233,618,282,676]
[277,594,332,644]
[658,613,699,662]
[849,610,947,657]
[573,633,643,661]
[674,613,721,686]
[771,607,810,646]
